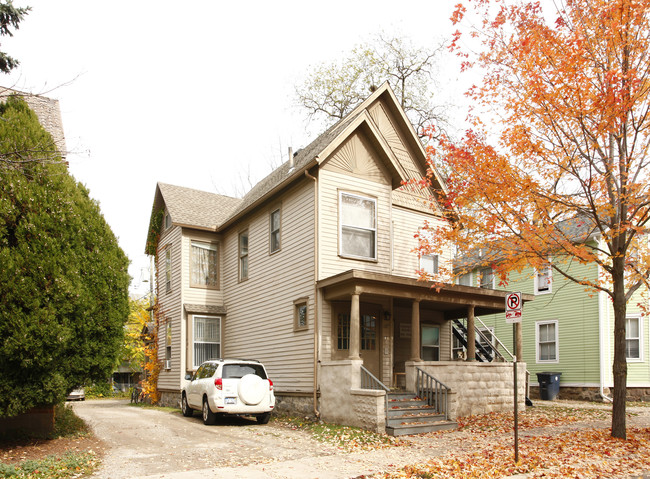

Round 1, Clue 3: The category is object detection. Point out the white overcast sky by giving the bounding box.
[3,1,467,297]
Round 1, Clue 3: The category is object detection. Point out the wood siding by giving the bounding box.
[156,223,183,392]
[222,179,316,393]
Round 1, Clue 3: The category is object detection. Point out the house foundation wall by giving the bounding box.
[159,390,182,409]
[407,361,527,418]
[319,360,386,433]
[274,393,315,416]
[530,386,650,403]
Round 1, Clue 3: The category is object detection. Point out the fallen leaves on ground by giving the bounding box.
[375,427,650,478]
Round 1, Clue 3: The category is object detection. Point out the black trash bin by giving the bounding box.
[536,372,562,400]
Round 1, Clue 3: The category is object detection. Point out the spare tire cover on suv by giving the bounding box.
[238,374,266,405]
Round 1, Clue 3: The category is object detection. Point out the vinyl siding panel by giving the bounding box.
[222,179,315,393]
[318,168,392,279]
[156,224,183,392]
[391,206,449,279]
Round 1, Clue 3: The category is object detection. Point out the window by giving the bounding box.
[294,298,308,331]
[165,212,172,229]
[536,321,558,363]
[339,192,377,260]
[165,322,172,369]
[361,314,376,350]
[421,254,439,276]
[535,264,552,294]
[337,313,350,350]
[190,241,218,288]
[165,247,172,292]
[422,325,440,361]
[457,272,472,286]
[479,267,494,289]
[270,208,281,253]
[192,316,221,369]
[239,230,249,281]
[626,317,641,361]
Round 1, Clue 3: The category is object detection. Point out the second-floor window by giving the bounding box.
[479,267,494,289]
[421,254,439,275]
[239,230,249,281]
[270,208,281,253]
[190,241,218,289]
[535,264,552,294]
[339,192,377,260]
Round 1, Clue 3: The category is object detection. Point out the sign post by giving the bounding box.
[506,292,522,464]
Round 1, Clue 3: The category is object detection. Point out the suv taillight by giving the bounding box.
[268,379,273,391]
[214,377,222,390]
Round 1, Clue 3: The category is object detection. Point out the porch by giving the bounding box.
[317,270,532,434]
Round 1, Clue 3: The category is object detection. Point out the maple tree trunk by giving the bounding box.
[611,257,627,439]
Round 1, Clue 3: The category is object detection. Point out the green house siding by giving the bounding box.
[474,261,601,386]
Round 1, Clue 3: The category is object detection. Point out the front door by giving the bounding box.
[331,302,382,380]
[359,305,381,379]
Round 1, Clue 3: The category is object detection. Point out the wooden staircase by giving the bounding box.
[385,391,457,436]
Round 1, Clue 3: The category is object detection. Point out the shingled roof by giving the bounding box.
[157,183,241,231]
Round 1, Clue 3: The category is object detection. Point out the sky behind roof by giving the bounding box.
[3,1,466,297]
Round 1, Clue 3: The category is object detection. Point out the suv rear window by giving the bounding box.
[222,364,267,379]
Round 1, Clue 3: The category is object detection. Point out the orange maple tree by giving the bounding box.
[417,0,650,439]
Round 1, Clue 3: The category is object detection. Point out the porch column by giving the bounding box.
[467,304,476,361]
[349,293,361,360]
[410,299,421,361]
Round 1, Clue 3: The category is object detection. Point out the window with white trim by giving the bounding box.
[165,212,172,229]
[165,322,172,369]
[535,264,552,294]
[536,320,558,363]
[478,327,495,360]
[626,316,642,361]
[270,208,281,253]
[421,254,439,276]
[457,272,472,286]
[192,316,221,369]
[190,241,218,288]
[339,192,377,260]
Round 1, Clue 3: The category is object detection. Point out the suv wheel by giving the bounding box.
[181,394,193,417]
[202,397,217,425]
[256,412,271,424]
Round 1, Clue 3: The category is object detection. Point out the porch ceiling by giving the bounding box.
[317,270,534,320]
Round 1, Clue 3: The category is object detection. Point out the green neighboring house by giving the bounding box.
[456,219,649,402]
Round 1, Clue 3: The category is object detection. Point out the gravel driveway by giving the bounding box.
[73,399,650,479]
[73,399,432,479]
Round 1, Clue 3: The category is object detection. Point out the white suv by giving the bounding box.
[181,359,275,425]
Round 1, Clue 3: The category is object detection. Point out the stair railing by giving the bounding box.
[360,365,391,426]
[415,367,450,420]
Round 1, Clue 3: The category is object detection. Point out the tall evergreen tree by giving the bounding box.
[0,96,130,417]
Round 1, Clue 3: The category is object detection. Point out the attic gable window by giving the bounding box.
[165,212,172,230]
[190,241,218,289]
[339,192,377,260]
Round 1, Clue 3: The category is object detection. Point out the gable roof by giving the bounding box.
[146,82,448,250]
[152,182,241,232]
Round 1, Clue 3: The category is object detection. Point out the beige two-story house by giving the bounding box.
[145,83,530,434]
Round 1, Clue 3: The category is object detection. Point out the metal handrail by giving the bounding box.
[415,367,449,420]
[476,316,515,360]
[360,366,390,392]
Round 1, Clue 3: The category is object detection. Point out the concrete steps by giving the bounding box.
[385,392,457,436]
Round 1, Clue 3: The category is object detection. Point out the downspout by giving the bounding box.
[305,168,321,418]
[598,261,613,403]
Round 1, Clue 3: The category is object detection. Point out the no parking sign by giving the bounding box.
[505,292,522,323]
